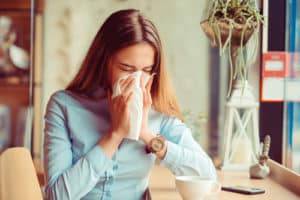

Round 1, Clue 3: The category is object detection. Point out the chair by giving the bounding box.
[0,147,43,200]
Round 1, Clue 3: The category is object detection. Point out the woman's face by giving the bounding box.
[109,42,155,87]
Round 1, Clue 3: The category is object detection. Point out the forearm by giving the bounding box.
[160,141,217,180]
[45,145,114,200]
[159,116,217,179]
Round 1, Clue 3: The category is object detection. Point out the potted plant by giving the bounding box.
[200,0,265,170]
[200,0,264,95]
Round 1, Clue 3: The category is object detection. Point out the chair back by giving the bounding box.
[0,147,43,200]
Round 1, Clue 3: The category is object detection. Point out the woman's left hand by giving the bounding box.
[139,74,155,143]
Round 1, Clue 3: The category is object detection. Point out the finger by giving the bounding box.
[111,94,124,113]
[145,76,154,92]
[141,78,147,102]
[125,91,134,103]
[144,84,152,105]
[118,78,125,86]
[140,73,146,89]
[120,76,135,92]
[146,88,152,105]
[144,76,154,105]
[122,78,135,98]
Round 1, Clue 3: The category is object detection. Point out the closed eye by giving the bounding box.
[118,63,136,72]
[143,66,153,73]
[118,62,154,73]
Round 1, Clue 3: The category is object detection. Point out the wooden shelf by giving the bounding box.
[0,77,30,87]
[0,85,30,107]
[0,0,44,13]
[0,82,29,89]
[0,1,44,164]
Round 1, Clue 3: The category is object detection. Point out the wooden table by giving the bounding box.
[149,165,300,200]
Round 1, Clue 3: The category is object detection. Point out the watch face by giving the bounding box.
[151,138,164,152]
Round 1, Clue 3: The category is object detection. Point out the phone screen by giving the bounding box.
[222,185,265,195]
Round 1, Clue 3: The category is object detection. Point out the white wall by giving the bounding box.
[43,0,210,113]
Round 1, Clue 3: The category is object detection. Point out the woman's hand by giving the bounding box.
[98,76,135,157]
[108,76,136,139]
[139,74,155,144]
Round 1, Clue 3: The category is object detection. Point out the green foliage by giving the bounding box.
[183,109,208,145]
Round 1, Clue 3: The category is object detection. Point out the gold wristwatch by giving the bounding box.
[146,134,166,154]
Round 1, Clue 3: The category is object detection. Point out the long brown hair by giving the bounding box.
[66,9,183,120]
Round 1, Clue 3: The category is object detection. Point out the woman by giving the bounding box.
[44,9,216,200]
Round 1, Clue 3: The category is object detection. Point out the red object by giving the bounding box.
[262,52,290,77]
[261,52,290,102]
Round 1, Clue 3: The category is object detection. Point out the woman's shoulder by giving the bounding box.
[47,89,109,114]
[47,89,84,109]
[48,90,73,103]
[49,89,67,98]
[50,89,99,101]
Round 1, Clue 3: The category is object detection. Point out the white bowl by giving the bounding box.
[175,176,221,200]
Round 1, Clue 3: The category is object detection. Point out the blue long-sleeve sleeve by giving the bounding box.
[43,92,114,200]
[159,115,217,180]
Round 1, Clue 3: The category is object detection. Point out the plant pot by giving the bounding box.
[200,19,255,47]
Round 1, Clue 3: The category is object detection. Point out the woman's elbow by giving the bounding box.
[205,158,218,180]
[45,182,71,200]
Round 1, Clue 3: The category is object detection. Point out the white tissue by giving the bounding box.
[112,71,150,140]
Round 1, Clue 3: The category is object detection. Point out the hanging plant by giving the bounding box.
[201,0,264,96]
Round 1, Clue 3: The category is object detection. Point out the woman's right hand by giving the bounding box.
[98,75,135,158]
[107,75,135,140]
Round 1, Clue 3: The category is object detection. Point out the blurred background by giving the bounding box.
[0,0,299,181]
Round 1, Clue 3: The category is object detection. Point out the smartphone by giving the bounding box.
[221,185,265,195]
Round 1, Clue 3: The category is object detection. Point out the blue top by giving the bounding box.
[43,89,217,200]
